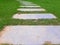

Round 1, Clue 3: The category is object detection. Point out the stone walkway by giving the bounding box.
[13,0,57,19]
[0,0,59,45]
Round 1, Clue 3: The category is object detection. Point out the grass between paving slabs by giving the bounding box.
[0,0,60,31]
[0,19,60,31]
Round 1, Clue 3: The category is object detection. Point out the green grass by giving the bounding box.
[0,0,60,31]
[0,0,19,31]
[26,0,60,18]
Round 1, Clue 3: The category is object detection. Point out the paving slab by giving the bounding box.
[17,8,45,11]
[20,6,41,8]
[0,25,60,45]
[20,0,38,6]
[13,13,56,19]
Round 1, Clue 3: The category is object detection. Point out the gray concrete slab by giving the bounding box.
[20,6,41,8]
[17,8,45,11]
[13,13,56,19]
[0,25,60,45]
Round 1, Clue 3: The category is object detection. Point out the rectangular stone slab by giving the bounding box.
[20,6,41,7]
[0,25,60,45]
[17,8,45,11]
[13,13,56,19]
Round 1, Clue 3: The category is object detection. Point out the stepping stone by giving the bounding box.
[0,25,60,45]
[13,13,56,19]
[17,8,45,11]
[15,0,57,20]
[20,6,41,8]
[20,1,38,6]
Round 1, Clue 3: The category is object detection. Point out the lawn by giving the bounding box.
[0,0,60,31]
[0,0,19,31]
